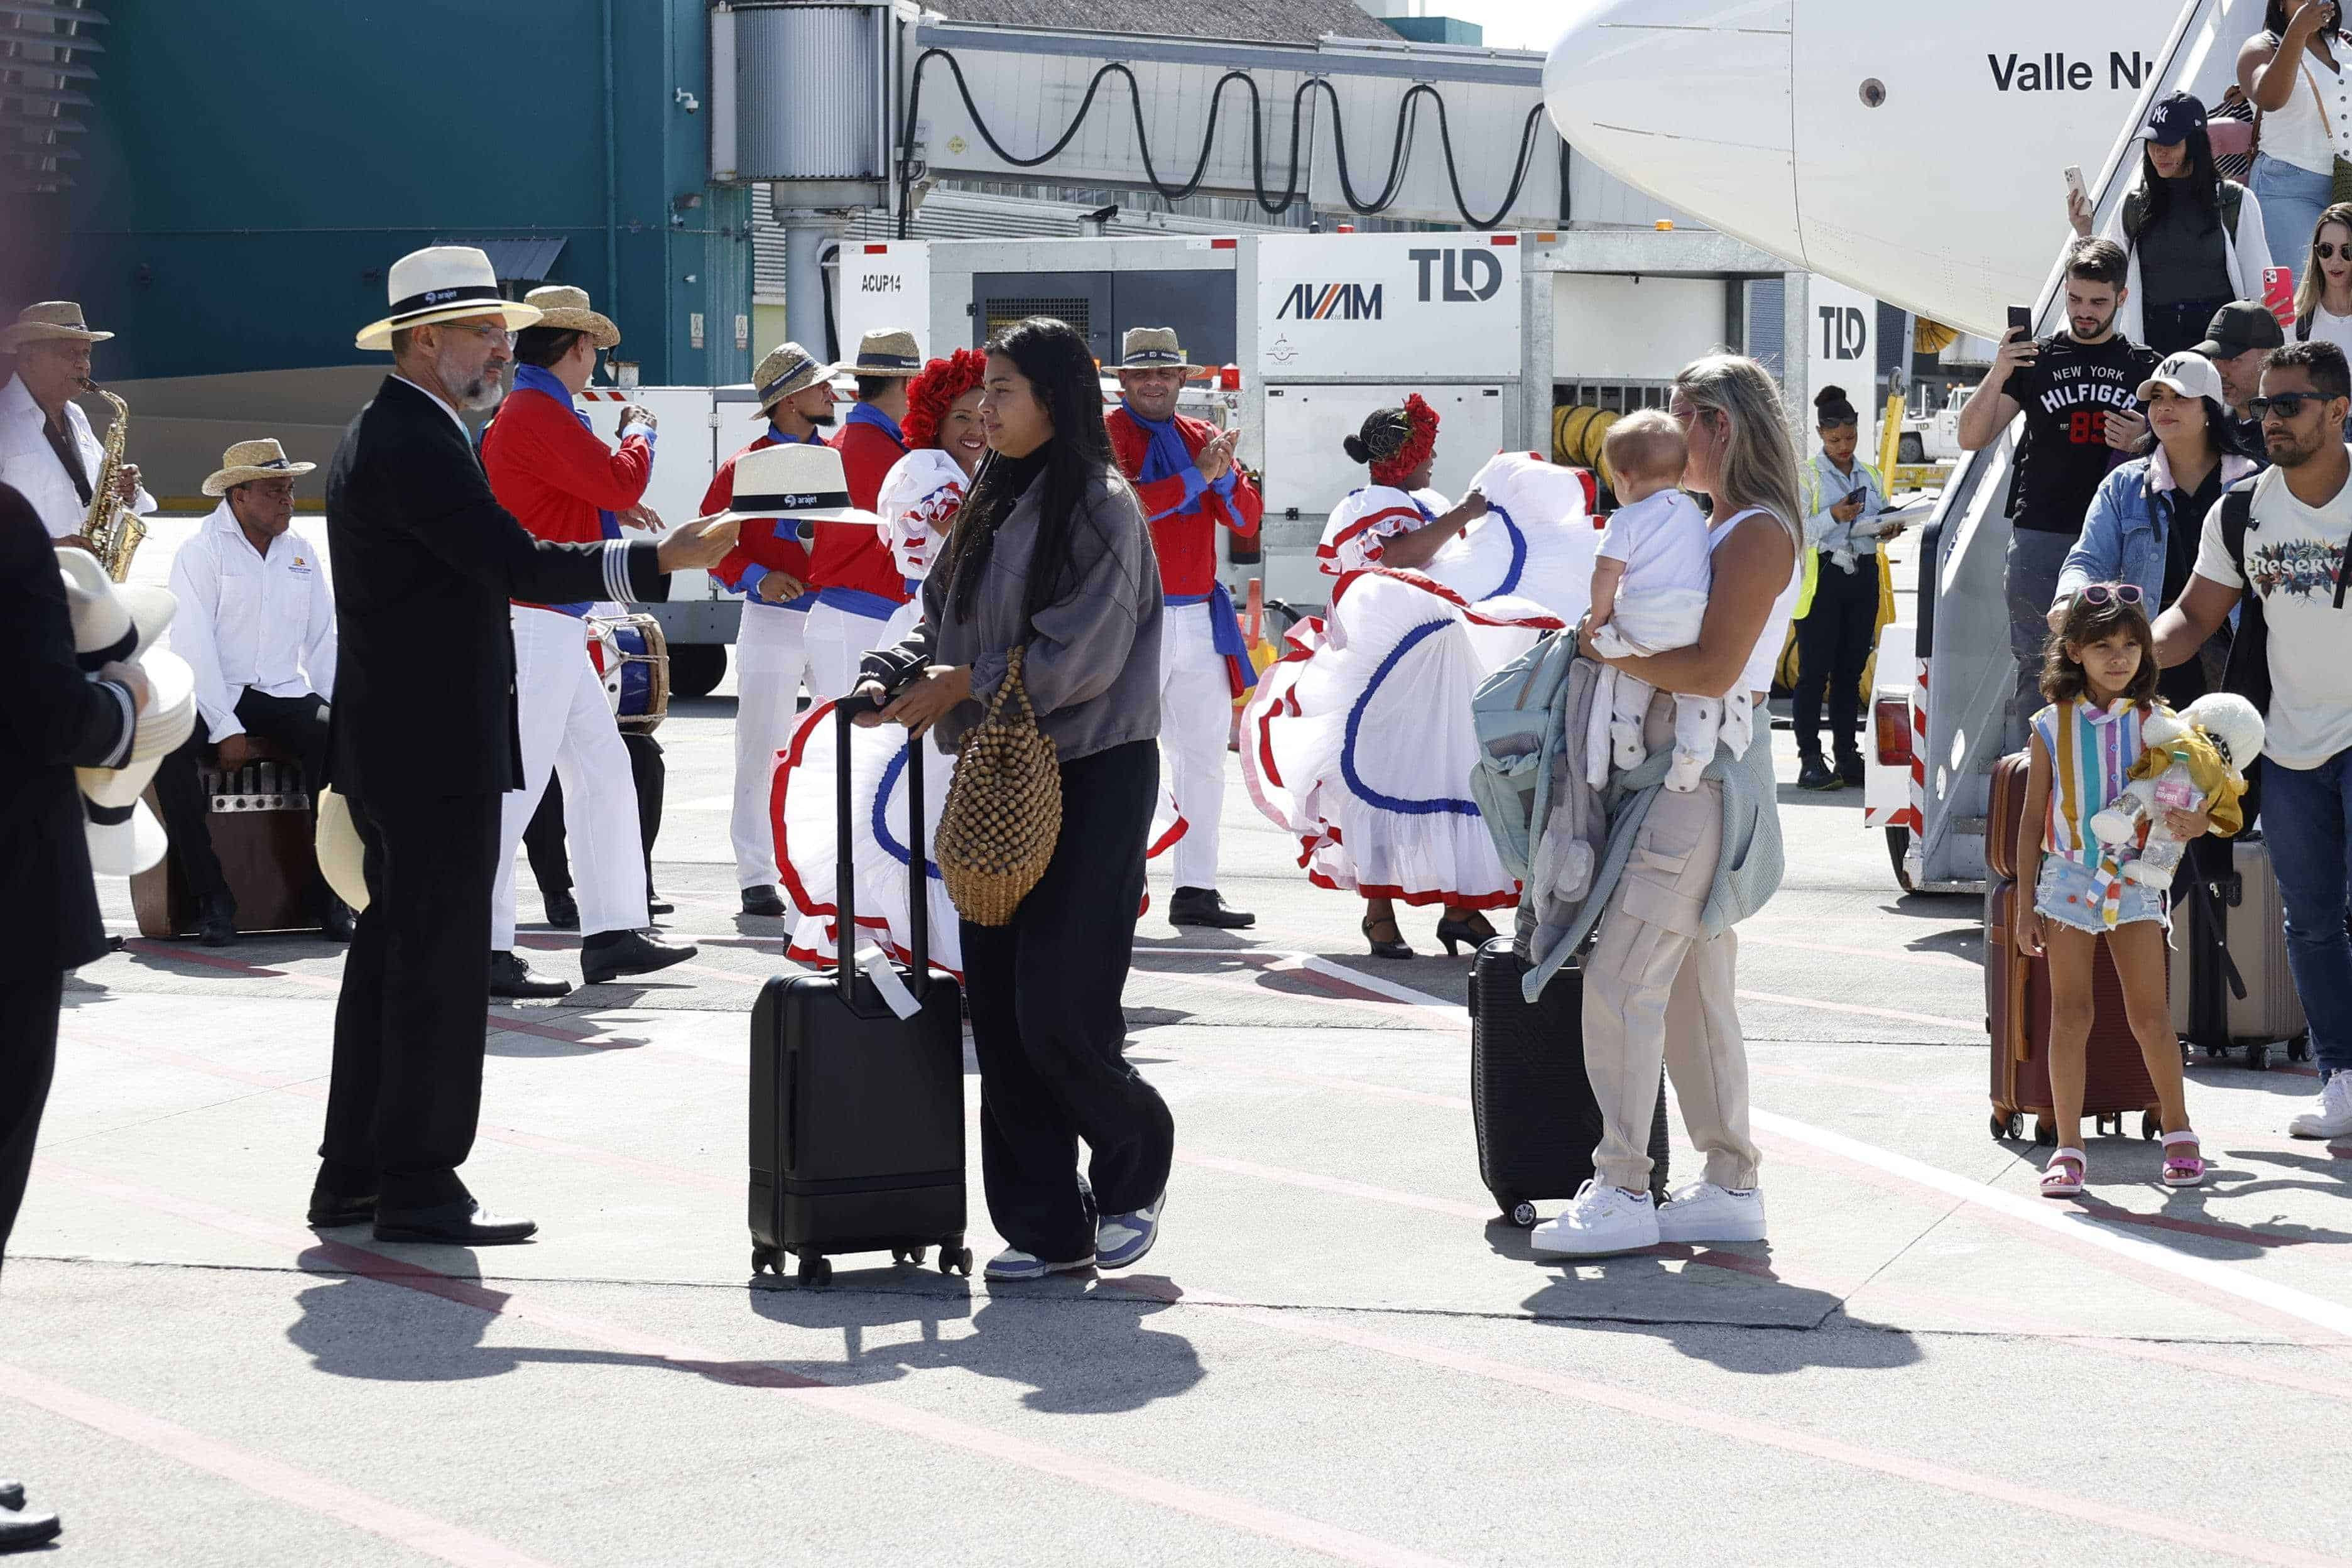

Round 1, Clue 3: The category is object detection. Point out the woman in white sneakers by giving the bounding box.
[1530,354,1803,1258]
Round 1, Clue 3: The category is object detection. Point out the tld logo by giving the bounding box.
[1410,248,1503,303]
[1817,305,1868,361]
[1277,283,1385,321]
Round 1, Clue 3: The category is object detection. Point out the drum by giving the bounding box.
[587,612,670,734]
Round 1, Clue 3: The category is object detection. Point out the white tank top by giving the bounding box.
[2258,41,2352,175]
[1711,505,1803,697]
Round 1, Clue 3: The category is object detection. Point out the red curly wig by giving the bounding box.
[1369,393,1439,487]
[901,348,988,452]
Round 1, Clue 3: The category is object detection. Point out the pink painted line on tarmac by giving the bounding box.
[33,1161,1466,1568]
[1741,931,1978,971]
[1735,987,1978,1033]
[123,939,342,992]
[2071,1196,2306,1250]
[0,1361,560,1568]
[1101,1280,2352,1568]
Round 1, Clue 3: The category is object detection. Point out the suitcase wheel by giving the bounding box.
[2142,1112,2160,1141]
[2032,1118,2057,1148]
[1501,1200,1539,1230]
[2289,1033,2312,1064]
[2203,1042,2231,1061]
[751,1244,782,1277]
[938,1246,974,1278]
[2245,1042,2271,1072]
[796,1253,834,1287]
[2094,1113,2121,1139]
[891,1246,928,1267]
[1989,1111,2023,1143]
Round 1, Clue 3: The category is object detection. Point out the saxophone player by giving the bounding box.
[0,301,153,544]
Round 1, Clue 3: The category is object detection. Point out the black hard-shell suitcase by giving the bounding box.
[749,697,971,1286]
[1467,937,1668,1228]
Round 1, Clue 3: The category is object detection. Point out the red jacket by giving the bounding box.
[1105,406,1263,598]
[807,414,911,604]
[482,386,653,609]
[707,431,815,604]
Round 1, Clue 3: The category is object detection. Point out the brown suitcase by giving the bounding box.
[130,765,325,939]
[1983,749,2165,1145]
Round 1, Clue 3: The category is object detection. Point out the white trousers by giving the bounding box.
[1158,600,1231,890]
[732,604,815,889]
[802,599,896,702]
[494,606,649,947]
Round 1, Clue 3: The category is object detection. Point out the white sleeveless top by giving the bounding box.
[1711,505,1803,697]
[2258,39,2352,175]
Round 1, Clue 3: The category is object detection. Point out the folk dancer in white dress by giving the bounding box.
[1243,396,1560,961]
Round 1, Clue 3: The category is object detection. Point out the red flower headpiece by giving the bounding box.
[902,348,987,452]
[1370,393,1439,487]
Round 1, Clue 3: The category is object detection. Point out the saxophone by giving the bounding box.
[79,378,144,582]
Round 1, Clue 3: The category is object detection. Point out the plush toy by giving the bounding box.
[2089,692,2263,891]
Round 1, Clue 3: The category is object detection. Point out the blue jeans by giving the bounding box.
[2255,153,2335,293]
[2262,746,2352,1072]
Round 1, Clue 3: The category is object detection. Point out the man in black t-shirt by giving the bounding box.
[1959,237,2159,734]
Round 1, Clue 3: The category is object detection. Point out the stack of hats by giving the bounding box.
[56,549,197,876]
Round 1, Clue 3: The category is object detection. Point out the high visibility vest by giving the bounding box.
[1794,458,1888,619]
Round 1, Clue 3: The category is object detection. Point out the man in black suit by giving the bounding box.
[0,479,146,1552]
[314,247,737,1246]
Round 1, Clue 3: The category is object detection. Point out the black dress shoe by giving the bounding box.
[306,1187,378,1228]
[1795,756,1839,791]
[542,889,580,930]
[1168,886,1256,929]
[647,893,674,917]
[1836,751,1865,788]
[740,885,786,918]
[320,896,356,943]
[579,929,697,984]
[0,1502,59,1552]
[0,1483,21,1511]
[372,1197,537,1246]
[489,950,570,999]
[197,892,237,947]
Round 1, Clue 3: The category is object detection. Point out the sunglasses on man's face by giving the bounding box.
[2077,583,2144,607]
[2251,393,2329,421]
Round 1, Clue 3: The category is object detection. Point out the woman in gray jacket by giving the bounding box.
[856,317,1173,1283]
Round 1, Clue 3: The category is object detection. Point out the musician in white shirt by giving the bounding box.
[153,440,342,944]
[0,302,153,543]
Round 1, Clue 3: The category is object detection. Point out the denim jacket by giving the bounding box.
[2055,449,2258,613]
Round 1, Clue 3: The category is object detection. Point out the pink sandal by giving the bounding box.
[2161,1130,2208,1187]
[2040,1147,2087,1198]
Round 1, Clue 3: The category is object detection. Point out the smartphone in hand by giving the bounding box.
[2007,305,2035,341]
[2265,265,2296,327]
[2063,165,2088,210]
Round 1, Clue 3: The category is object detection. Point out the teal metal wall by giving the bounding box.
[43,0,751,386]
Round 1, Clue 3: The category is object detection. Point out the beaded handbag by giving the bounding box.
[936,645,1062,925]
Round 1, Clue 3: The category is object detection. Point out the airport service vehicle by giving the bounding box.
[1548,0,2242,890]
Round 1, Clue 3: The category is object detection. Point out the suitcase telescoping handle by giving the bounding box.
[832,691,928,999]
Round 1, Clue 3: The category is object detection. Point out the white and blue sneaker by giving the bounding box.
[1527,1180,1658,1257]
[983,1247,1096,1282]
[1096,1194,1165,1270]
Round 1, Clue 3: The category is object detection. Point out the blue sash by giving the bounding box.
[1164,580,1258,698]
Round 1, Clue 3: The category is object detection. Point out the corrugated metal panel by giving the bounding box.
[1565,149,1702,231]
[1741,278,1786,379]
[1309,72,1559,227]
[2,0,104,193]
[736,3,883,182]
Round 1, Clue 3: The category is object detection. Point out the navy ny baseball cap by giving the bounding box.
[2145,92,2207,146]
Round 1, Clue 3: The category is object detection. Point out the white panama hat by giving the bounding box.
[56,547,197,876]
[355,246,543,352]
[707,442,876,526]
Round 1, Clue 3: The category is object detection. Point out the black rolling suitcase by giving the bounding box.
[1467,937,1669,1228]
[749,696,971,1286]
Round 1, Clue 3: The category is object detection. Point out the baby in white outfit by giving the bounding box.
[1586,411,1743,793]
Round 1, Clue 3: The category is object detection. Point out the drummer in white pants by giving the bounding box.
[1104,327,1265,928]
[705,340,837,916]
[477,286,697,996]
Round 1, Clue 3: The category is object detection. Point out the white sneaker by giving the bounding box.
[1527,1180,1658,1257]
[983,1248,1096,1281]
[2287,1073,2352,1140]
[1655,1181,1767,1243]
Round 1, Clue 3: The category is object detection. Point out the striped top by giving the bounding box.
[2030,699,2153,865]
[1318,485,1447,576]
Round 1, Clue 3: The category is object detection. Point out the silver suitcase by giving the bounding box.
[2169,832,2311,1070]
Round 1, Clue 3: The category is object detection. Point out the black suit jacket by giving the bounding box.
[0,482,134,977]
[324,376,665,798]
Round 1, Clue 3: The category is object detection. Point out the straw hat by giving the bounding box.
[0,300,111,351]
[57,548,199,877]
[202,438,317,498]
[706,442,873,526]
[354,246,543,352]
[1119,326,1189,368]
[523,284,620,350]
[314,787,369,913]
[750,340,842,418]
[846,327,923,378]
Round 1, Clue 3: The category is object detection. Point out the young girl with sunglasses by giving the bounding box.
[2013,584,2213,1195]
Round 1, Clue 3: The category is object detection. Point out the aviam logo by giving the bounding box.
[1277,282,1384,321]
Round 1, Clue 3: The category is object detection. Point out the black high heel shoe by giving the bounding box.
[1435,912,1496,957]
[1361,913,1415,961]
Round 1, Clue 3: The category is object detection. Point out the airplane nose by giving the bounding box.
[1542,0,1802,263]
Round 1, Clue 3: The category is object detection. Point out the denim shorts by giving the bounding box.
[2035,854,2170,935]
